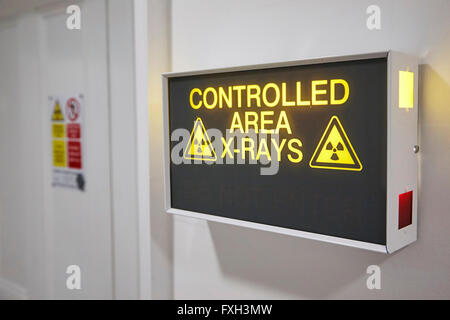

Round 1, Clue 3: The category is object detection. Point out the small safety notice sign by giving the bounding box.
[50,94,85,191]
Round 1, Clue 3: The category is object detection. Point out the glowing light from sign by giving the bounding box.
[399,71,414,109]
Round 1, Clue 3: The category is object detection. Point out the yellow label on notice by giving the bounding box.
[309,116,362,171]
[52,123,65,138]
[53,140,66,167]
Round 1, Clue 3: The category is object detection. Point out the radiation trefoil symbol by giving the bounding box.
[309,116,362,171]
[183,117,217,162]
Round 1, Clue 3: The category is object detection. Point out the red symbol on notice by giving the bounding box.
[67,123,81,139]
[66,97,80,122]
[398,190,413,229]
[67,141,82,169]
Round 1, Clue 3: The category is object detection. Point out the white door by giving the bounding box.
[40,0,113,299]
[0,0,113,299]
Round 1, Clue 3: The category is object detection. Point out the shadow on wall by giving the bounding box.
[206,63,450,299]
[208,221,387,299]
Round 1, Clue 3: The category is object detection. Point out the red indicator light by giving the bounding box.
[399,191,413,229]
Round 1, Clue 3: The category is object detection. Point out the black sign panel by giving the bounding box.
[168,57,387,245]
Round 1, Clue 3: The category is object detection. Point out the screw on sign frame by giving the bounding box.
[66,97,80,122]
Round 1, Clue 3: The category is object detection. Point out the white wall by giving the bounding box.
[167,0,450,299]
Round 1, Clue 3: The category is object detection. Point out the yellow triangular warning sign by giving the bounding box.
[51,100,64,121]
[309,116,362,171]
[183,118,217,161]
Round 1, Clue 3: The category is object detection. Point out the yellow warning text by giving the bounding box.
[221,136,303,163]
[52,100,64,121]
[229,111,291,134]
[224,111,303,163]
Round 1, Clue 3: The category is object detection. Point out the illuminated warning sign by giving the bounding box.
[165,52,421,253]
[183,118,217,161]
[51,100,64,121]
[166,55,390,246]
[309,116,362,171]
